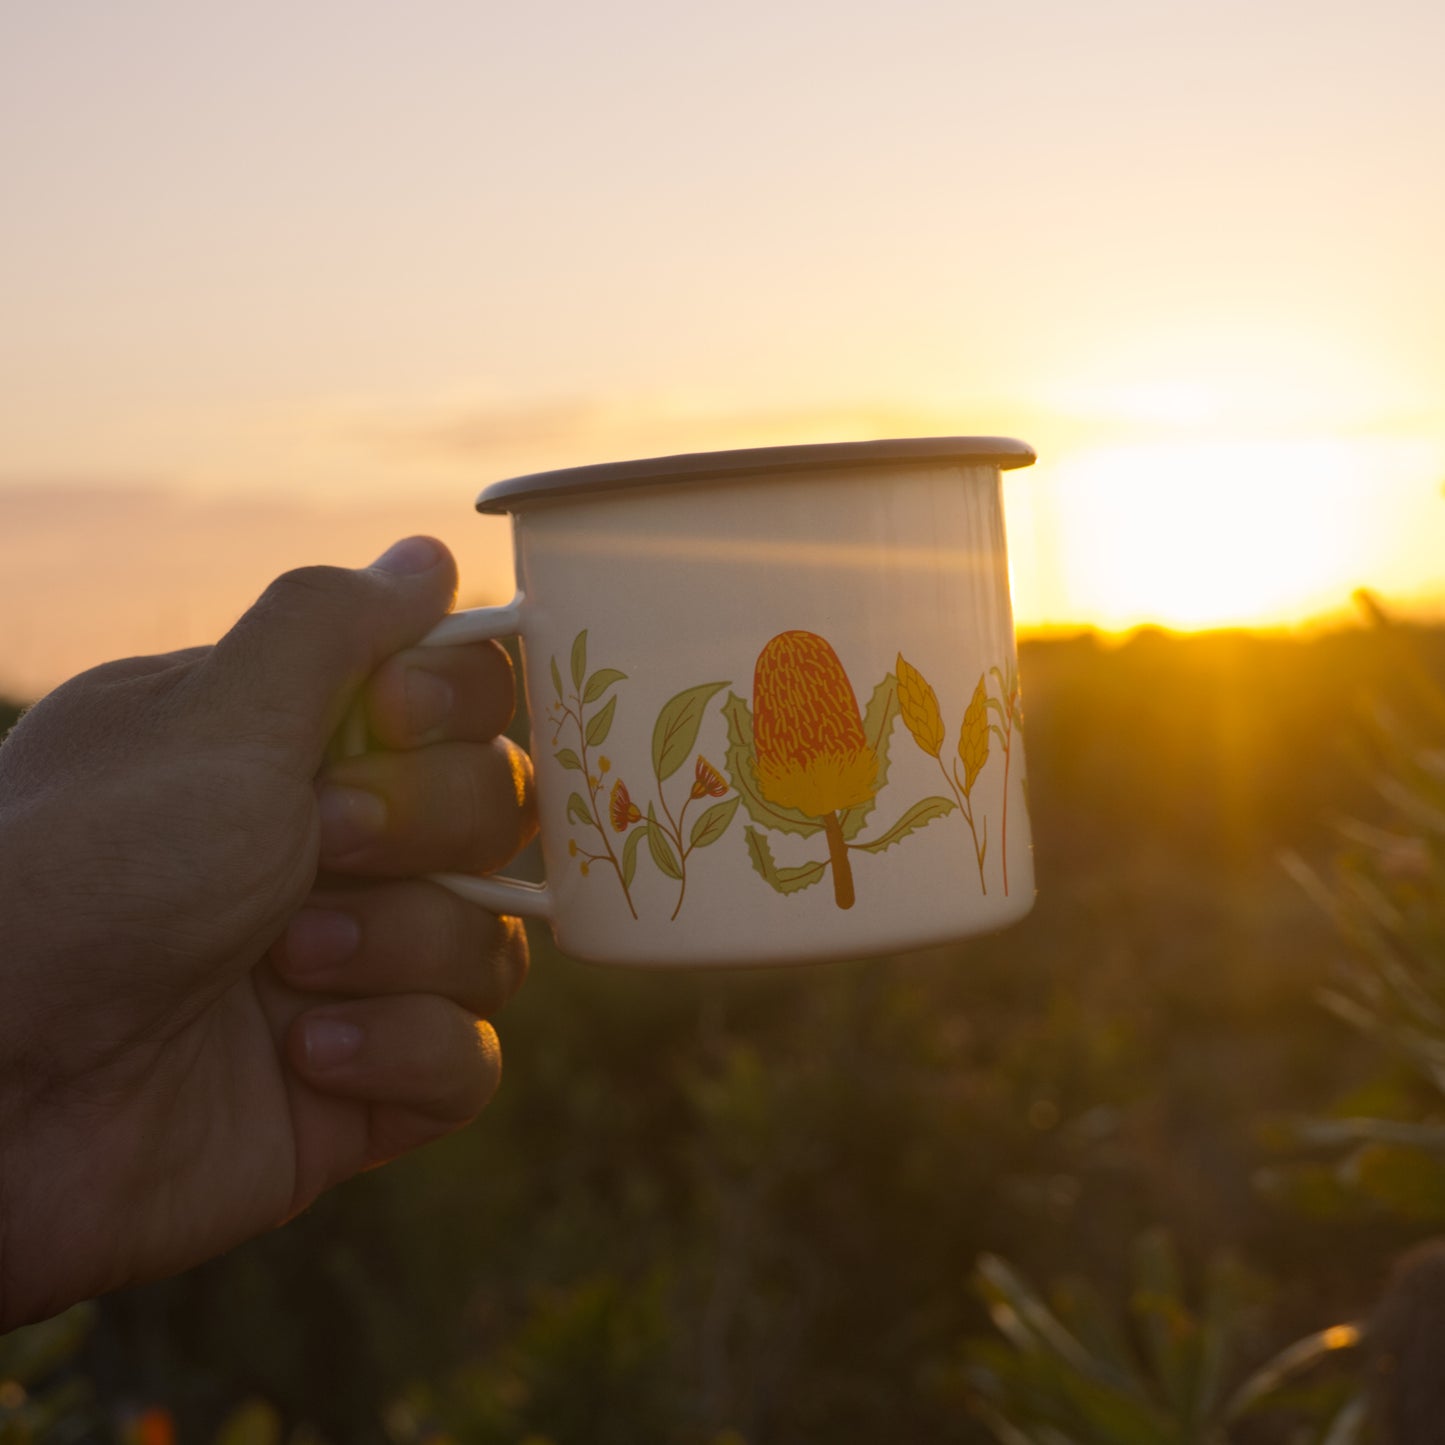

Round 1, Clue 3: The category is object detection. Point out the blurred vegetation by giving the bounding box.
[9,623,1445,1440]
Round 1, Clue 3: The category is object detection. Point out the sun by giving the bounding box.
[1022,438,1380,633]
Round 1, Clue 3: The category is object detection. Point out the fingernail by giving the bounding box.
[282,908,361,977]
[371,536,444,576]
[303,1017,364,1070]
[317,785,388,856]
[405,668,454,736]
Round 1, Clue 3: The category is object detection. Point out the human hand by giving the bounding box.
[0,537,534,1328]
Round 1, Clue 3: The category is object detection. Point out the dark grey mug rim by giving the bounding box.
[475,435,1036,515]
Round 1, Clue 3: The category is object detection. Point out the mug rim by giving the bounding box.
[475,434,1036,515]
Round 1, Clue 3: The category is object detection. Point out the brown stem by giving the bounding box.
[575,697,637,920]
[664,786,693,922]
[999,714,1013,897]
[823,811,855,910]
[951,760,988,896]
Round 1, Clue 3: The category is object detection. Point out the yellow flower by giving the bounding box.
[599,755,611,773]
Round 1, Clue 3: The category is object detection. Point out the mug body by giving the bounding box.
[493,444,1034,967]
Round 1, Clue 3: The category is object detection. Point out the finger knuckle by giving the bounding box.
[262,564,364,618]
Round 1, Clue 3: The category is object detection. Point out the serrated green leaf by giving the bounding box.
[743,826,827,895]
[645,805,683,880]
[570,630,588,692]
[839,672,901,841]
[850,796,955,854]
[583,667,627,704]
[585,694,617,748]
[652,681,729,782]
[622,823,644,888]
[723,692,821,838]
[555,748,583,772]
[550,655,564,702]
[691,795,740,850]
[566,791,592,826]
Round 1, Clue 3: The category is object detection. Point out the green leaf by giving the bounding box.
[850,796,955,854]
[743,825,827,895]
[1130,1229,1194,1418]
[585,694,617,748]
[1320,1394,1369,1445]
[1224,1322,1363,1421]
[550,655,564,702]
[722,691,821,838]
[646,804,683,880]
[555,748,583,772]
[691,795,740,850]
[622,823,644,888]
[570,630,588,693]
[839,672,901,841]
[583,667,627,704]
[652,681,730,782]
[1051,1277,1149,1396]
[566,791,592,826]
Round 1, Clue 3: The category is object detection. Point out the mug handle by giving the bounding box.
[413,597,556,922]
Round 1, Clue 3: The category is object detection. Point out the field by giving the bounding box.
[6,623,1444,1442]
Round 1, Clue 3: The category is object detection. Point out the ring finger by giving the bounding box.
[271,878,530,1018]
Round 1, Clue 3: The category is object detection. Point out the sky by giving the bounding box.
[3,0,1445,698]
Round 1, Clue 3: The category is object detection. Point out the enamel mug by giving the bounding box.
[425,436,1037,967]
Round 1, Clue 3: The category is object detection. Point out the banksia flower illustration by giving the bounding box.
[753,630,877,909]
[896,652,945,758]
[609,778,642,831]
[691,754,728,800]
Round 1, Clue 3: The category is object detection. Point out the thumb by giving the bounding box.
[201,536,458,760]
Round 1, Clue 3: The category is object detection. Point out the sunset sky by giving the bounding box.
[4,0,1445,699]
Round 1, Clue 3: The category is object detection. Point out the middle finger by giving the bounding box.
[317,736,537,876]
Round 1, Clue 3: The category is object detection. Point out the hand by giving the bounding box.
[0,537,534,1328]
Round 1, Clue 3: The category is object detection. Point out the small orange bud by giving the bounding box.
[568,838,578,857]
[599,755,611,773]
[580,860,590,876]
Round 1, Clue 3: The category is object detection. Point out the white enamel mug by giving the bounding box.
[424,436,1037,967]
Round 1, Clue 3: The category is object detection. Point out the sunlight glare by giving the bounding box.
[1045,440,1379,632]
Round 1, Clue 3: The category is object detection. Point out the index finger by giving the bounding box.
[363,639,516,749]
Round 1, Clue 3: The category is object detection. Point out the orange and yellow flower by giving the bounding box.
[752,630,877,818]
[609,778,642,831]
[690,754,728,800]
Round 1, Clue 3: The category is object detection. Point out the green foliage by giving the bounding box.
[957,1234,1364,1445]
[0,1305,99,1443]
[25,627,1445,1440]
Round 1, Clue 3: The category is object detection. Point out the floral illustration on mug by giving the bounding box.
[986,659,1023,895]
[547,630,637,917]
[896,652,1024,896]
[724,630,955,910]
[614,684,738,921]
[550,630,738,920]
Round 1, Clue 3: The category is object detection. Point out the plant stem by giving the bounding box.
[823,811,855,909]
[573,691,637,919]
[999,712,1013,897]
[942,758,987,895]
